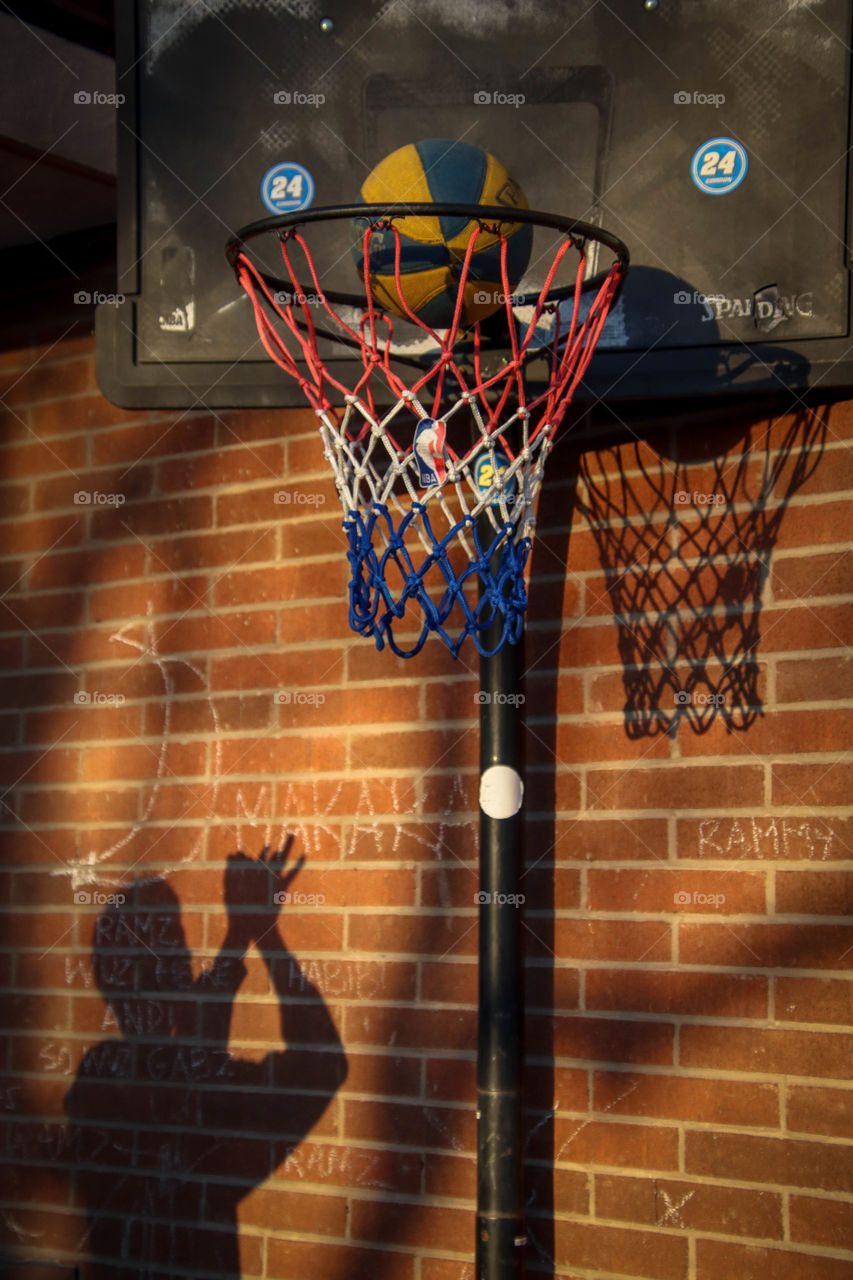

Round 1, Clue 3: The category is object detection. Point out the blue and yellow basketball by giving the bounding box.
[352,139,533,329]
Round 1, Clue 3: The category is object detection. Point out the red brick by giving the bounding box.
[523,671,585,719]
[348,637,460,684]
[268,1239,414,1280]
[530,817,670,862]
[289,684,421,730]
[787,1084,853,1139]
[696,1239,853,1280]
[678,708,853,758]
[88,574,210,622]
[79,741,206,783]
[3,354,95,405]
[587,970,767,1019]
[0,514,82,557]
[790,1193,853,1251]
[772,547,853,599]
[679,921,853,969]
[156,609,277,653]
[588,868,765,914]
[549,721,671,766]
[351,728,477,772]
[0,746,77,786]
[594,1070,777,1126]
[677,815,851,861]
[340,1053,421,1102]
[776,976,853,1026]
[0,433,87,478]
[776,869,853,914]
[825,401,853,442]
[553,1218,687,1279]
[29,542,147,590]
[280,601,356,644]
[210,648,345,693]
[219,733,344,776]
[284,423,335,470]
[0,991,69,1032]
[91,413,216,466]
[158,442,285,492]
[528,1014,674,1066]
[0,908,76,954]
[527,618,624,669]
[761,602,853,654]
[682,1024,853,1079]
[344,1005,475,1052]
[687,1130,853,1193]
[525,767,583,813]
[549,919,671,963]
[595,1172,782,1238]
[222,407,314,448]
[586,764,764,811]
[0,827,76,867]
[420,1056,474,1106]
[345,1098,474,1154]
[777,653,853,703]
[548,1114,679,1171]
[214,563,345,608]
[350,1196,471,1252]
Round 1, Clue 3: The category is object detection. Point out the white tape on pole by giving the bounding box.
[479,765,524,820]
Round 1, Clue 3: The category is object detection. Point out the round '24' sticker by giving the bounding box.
[691,138,748,195]
[261,162,315,214]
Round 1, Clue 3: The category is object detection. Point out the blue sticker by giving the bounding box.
[474,451,517,505]
[261,162,315,214]
[413,419,447,488]
[691,138,748,195]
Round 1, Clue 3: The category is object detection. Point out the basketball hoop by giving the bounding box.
[227,203,628,658]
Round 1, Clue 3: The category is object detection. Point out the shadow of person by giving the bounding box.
[64,846,347,1280]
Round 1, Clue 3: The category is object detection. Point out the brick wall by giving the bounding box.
[1,301,852,1280]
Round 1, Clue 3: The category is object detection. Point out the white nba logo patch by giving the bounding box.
[413,419,447,487]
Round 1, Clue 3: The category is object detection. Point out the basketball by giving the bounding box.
[352,138,533,329]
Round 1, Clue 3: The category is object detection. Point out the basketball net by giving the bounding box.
[232,214,623,657]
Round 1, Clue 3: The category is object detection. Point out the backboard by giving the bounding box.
[96,0,853,407]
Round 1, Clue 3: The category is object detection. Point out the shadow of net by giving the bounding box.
[571,405,827,737]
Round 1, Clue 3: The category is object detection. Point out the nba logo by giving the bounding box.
[414,419,447,487]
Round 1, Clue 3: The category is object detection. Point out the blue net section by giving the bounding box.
[345,503,532,658]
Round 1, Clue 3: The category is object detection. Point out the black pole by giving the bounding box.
[476,530,525,1279]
